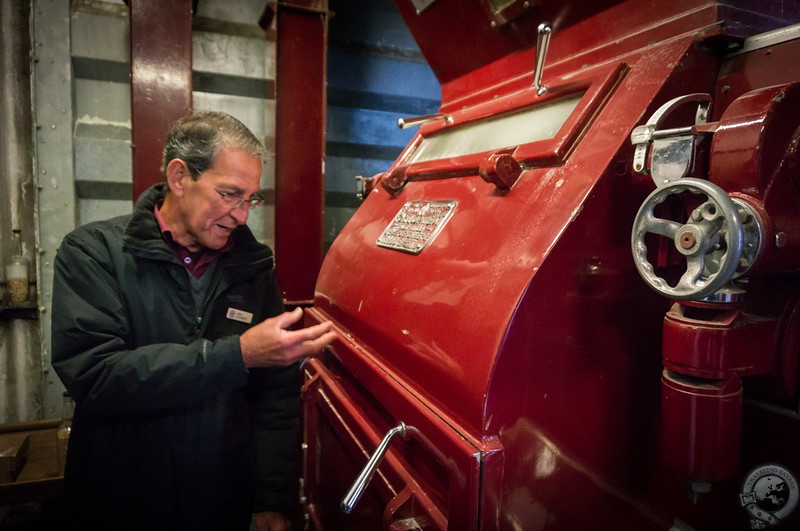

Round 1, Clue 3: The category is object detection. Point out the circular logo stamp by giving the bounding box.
[740,465,798,528]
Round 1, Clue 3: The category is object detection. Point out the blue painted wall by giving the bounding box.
[325,0,441,249]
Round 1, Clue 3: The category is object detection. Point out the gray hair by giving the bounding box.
[160,111,266,179]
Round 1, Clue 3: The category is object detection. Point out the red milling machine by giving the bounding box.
[300,0,800,529]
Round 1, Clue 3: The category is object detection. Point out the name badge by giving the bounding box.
[226,308,253,324]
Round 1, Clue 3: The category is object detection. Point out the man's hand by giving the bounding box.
[254,510,291,531]
[240,307,336,368]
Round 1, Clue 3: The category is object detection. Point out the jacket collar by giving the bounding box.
[122,183,273,269]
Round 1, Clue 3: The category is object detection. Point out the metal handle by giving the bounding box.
[533,23,552,96]
[341,422,408,514]
[397,113,452,129]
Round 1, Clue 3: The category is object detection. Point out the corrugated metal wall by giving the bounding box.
[30,0,276,420]
[2,0,438,422]
[69,0,275,243]
[325,0,440,249]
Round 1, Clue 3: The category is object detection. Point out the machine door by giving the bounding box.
[301,309,488,531]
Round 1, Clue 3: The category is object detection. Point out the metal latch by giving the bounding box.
[631,94,715,187]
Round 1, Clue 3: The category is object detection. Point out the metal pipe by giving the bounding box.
[1,0,34,233]
[0,0,40,423]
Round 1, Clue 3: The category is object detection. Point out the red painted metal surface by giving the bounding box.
[129,0,193,201]
[662,303,778,378]
[272,0,328,305]
[711,81,800,272]
[661,370,743,481]
[303,307,486,530]
[302,0,800,529]
[478,152,521,191]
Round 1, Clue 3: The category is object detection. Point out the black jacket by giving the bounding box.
[51,184,299,530]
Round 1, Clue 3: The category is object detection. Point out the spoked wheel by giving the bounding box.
[631,178,744,301]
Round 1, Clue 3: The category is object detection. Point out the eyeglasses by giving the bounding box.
[204,181,265,210]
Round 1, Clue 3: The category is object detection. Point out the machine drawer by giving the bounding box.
[301,309,488,530]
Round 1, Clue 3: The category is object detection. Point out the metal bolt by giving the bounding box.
[680,232,696,249]
[775,232,787,247]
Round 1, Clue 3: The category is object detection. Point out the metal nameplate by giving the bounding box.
[377,200,457,255]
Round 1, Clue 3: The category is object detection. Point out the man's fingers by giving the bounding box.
[306,330,338,353]
[271,307,303,329]
[291,330,337,362]
[286,320,334,344]
[243,313,336,368]
[283,325,336,359]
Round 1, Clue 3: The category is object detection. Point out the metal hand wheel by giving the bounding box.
[631,178,744,300]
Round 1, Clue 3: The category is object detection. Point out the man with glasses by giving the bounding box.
[51,111,336,531]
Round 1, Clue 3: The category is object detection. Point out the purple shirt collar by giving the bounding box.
[154,201,233,278]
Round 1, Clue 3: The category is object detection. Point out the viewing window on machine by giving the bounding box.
[405,93,584,164]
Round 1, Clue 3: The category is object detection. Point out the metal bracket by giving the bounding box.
[630,93,712,186]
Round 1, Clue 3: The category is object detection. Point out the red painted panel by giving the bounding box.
[302,307,484,530]
[129,0,193,201]
[391,0,632,84]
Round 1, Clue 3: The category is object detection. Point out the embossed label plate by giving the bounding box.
[376,200,457,255]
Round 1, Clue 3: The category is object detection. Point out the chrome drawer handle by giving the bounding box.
[341,422,408,514]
